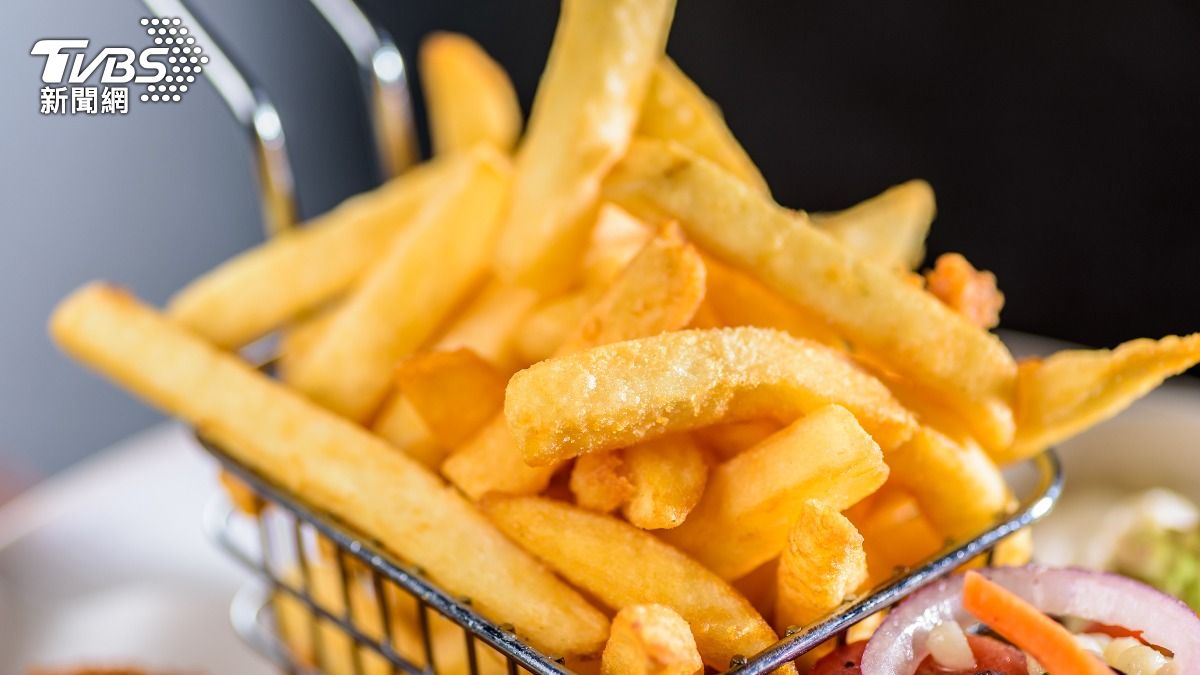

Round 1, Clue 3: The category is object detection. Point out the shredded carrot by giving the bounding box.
[962,571,1111,675]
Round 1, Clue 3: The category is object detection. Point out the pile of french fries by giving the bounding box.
[49,0,1200,673]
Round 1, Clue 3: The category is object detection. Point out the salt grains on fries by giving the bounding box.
[504,327,916,467]
[49,284,609,657]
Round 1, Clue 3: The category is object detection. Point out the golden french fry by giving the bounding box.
[693,419,781,462]
[396,348,507,448]
[50,284,609,657]
[370,395,444,469]
[277,304,338,378]
[445,230,706,499]
[604,139,1017,450]
[774,501,868,633]
[849,486,943,584]
[638,58,768,194]
[702,254,845,349]
[570,450,635,513]
[513,290,597,365]
[168,156,452,349]
[660,405,888,580]
[731,559,778,623]
[602,604,704,675]
[621,434,709,530]
[433,280,540,373]
[583,203,654,290]
[1003,334,1200,463]
[505,327,916,467]
[287,149,510,421]
[809,179,935,272]
[482,496,790,673]
[493,0,676,290]
[887,427,1010,540]
[420,32,521,155]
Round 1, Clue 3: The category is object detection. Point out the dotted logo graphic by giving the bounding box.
[138,17,206,103]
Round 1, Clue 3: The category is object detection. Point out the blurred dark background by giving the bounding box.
[2,0,1198,486]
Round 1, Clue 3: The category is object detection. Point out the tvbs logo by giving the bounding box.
[31,17,205,114]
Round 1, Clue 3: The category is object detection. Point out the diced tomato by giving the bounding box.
[809,636,1027,675]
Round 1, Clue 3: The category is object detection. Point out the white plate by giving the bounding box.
[0,335,1194,673]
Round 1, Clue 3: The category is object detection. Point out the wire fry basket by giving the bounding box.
[200,434,1062,675]
[144,2,1064,672]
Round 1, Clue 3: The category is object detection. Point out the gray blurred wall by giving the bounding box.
[1,0,379,482]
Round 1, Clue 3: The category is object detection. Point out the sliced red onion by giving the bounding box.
[860,565,1200,675]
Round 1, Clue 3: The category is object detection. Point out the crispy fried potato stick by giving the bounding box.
[583,203,654,290]
[604,139,1017,450]
[849,486,943,584]
[638,59,768,195]
[445,229,706,499]
[49,284,609,656]
[420,32,521,155]
[483,496,790,672]
[923,252,1004,330]
[287,149,510,421]
[434,280,540,373]
[702,254,845,349]
[693,420,781,462]
[168,157,452,349]
[887,426,1010,540]
[661,405,887,579]
[774,501,868,633]
[602,604,704,675]
[513,290,597,365]
[506,327,916,467]
[371,395,443,469]
[493,0,676,290]
[809,179,935,272]
[396,348,507,448]
[622,434,709,530]
[1003,333,1200,463]
[570,450,635,513]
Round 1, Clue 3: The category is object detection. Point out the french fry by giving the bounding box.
[887,426,1010,540]
[621,434,709,530]
[420,32,521,155]
[570,450,635,513]
[602,604,704,675]
[482,496,790,672]
[513,290,596,365]
[702,254,845,349]
[808,179,935,272]
[638,58,768,194]
[505,327,916,467]
[287,149,510,421]
[850,486,943,583]
[493,0,676,290]
[774,501,868,633]
[732,559,778,622]
[433,280,540,373]
[444,229,707,499]
[693,420,781,462]
[660,405,888,579]
[395,348,507,448]
[49,284,609,657]
[370,394,443,469]
[167,156,452,348]
[1003,333,1200,463]
[604,139,1017,450]
[277,304,338,378]
[583,203,654,290]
